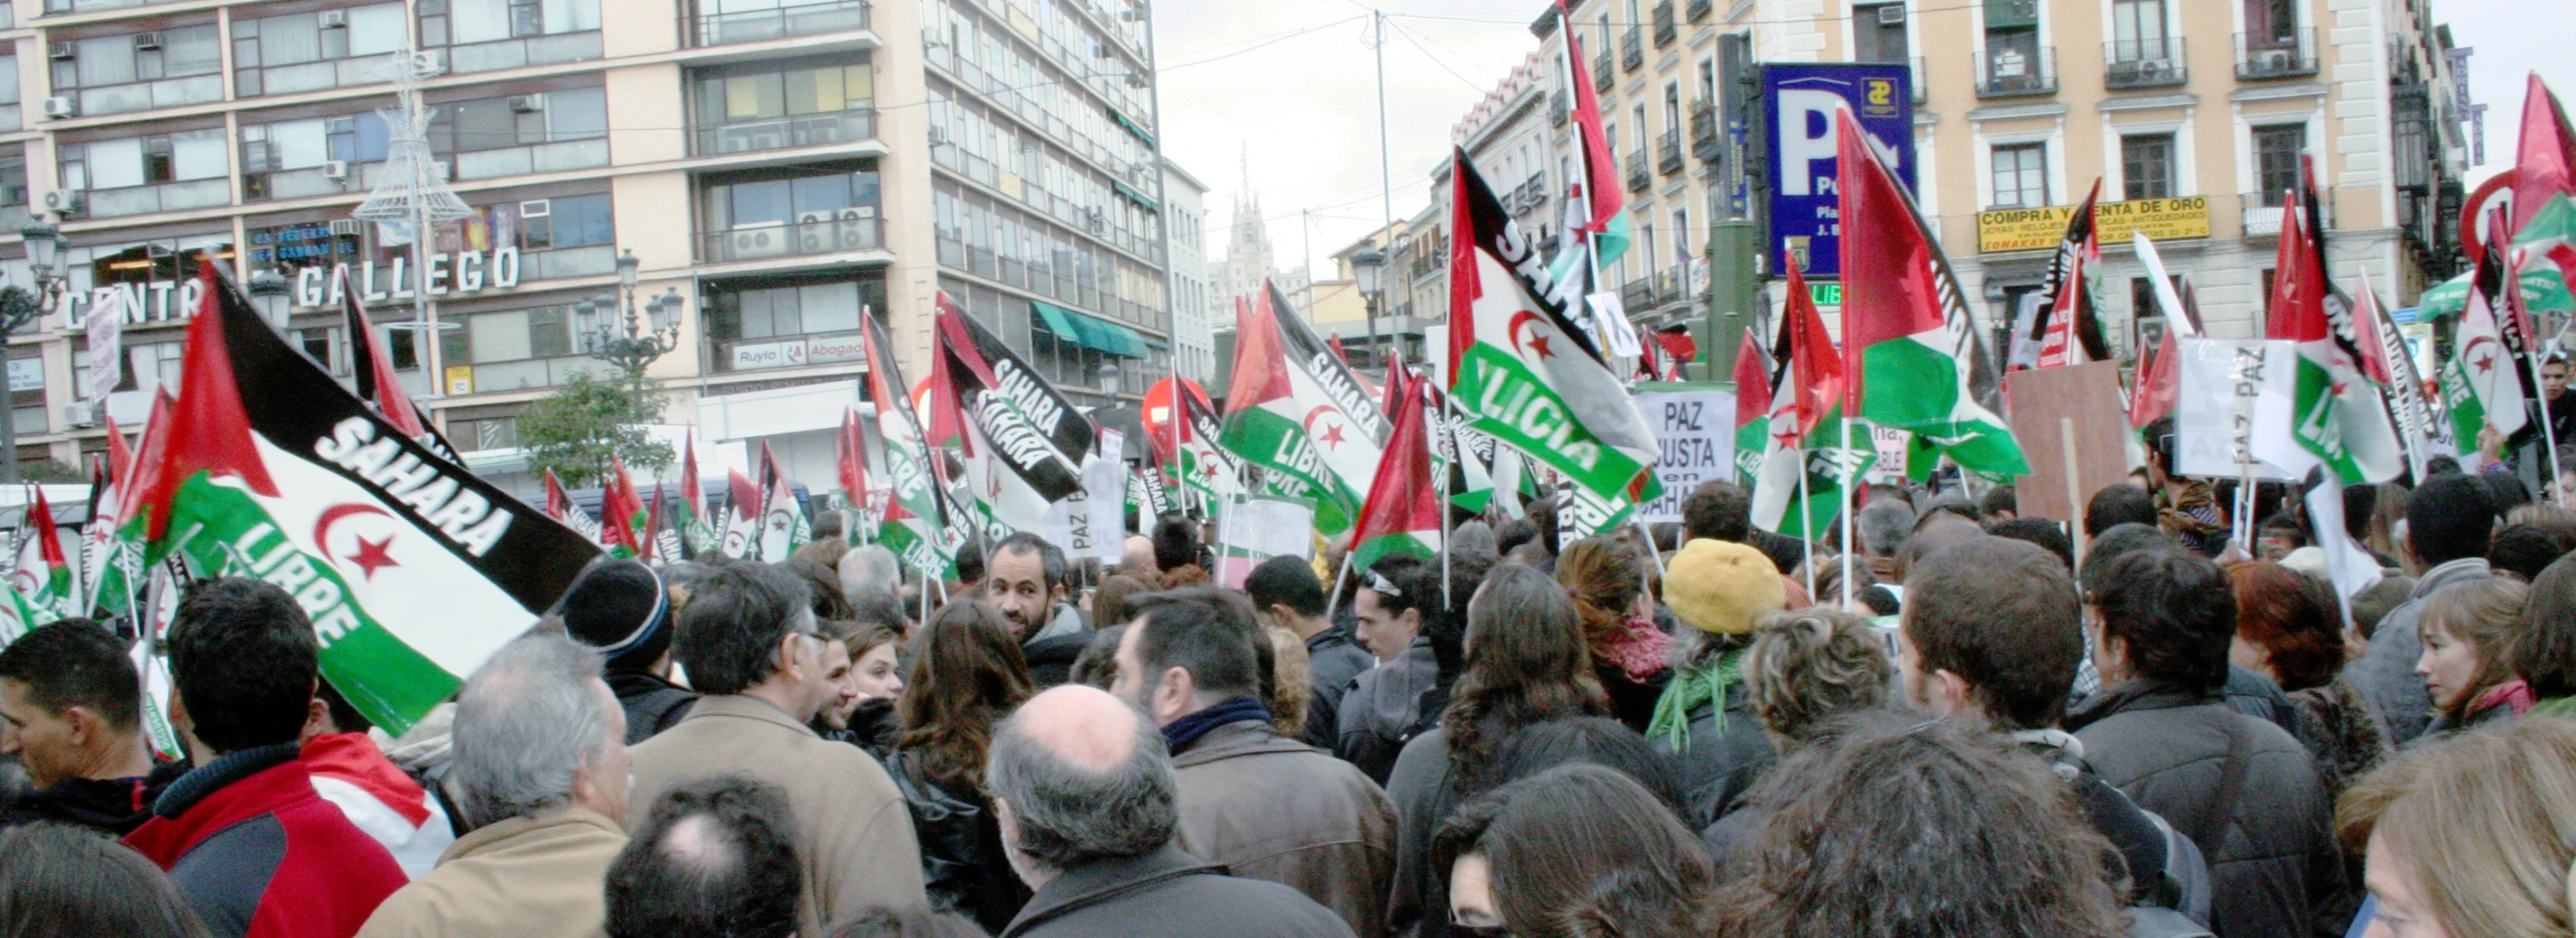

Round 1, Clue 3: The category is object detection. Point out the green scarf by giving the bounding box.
[1647,647,1745,753]
[2531,695,2576,722]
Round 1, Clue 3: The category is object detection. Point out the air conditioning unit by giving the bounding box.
[926,125,948,146]
[727,224,788,260]
[797,214,835,253]
[2254,49,2294,71]
[318,9,348,28]
[323,160,352,181]
[328,219,361,237]
[716,124,786,153]
[411,49,446,76]
[134,32,164,50]
[1877,3,1904,23]
[521,198,551,217]
[41,190,83,217]
[62,404,98,429]
[47,42,75,61]
[433,160,453,181]
[508,94,545,113]
[41,96,77,119]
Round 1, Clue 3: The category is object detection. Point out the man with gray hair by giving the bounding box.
[357,633,633,938]
[987,684,1355,938]
[839,544,904,610]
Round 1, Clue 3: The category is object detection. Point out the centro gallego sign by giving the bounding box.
[62,249,528,328]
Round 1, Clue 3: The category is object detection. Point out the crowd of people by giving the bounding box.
[4,459,2576,938]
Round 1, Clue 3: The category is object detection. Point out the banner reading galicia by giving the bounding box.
[1762,62,1914,278]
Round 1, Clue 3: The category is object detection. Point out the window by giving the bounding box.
[60,130,228,190]
[430,0,601,45]
[1630,105,1648,152]
[518,194,614,249]
[232,4,409,96]
[1672,207,1691,262]
[703,167,880,230]
[2122,134,2175,200]
[2253,124,2306,205]
[1990,143,2048,208]
[429,87,607,154]
[1662,82,1681,131]
[2244,0,2296,44]
[0,158,25,211]
[1854,3,1907,62]
[707,276,886,343]
[1696,56,1716,104]
[59,26,222,89]
[2112,0,2168,54]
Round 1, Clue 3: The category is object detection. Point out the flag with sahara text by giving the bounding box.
[1219,284,1390,535]
[119,264,599,735]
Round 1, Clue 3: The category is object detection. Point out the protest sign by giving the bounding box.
[2174,338,2301,481]
[1631,383,1737,523]
[2003,361,2131,526]
[1213,494,1314,588]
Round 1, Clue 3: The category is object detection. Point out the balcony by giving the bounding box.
[1690,101,1719,162]
[1654,266,1685,307]
[1625,149,1649,193]
[1687,0,1712,22]
[1622,27,1643,71]
[1910,56,1928,104]
[684,0,871,48]
[1652,1,1677,47]
[1551,90,1570,126]
[1621,275,1655,312]
[1657,130,1683,176]
[2236,29,2318,80]
[2242,192,2288,237]
[700,215,885,265]
[78,179,231,220]
[1594,53,1615,92]
[1974,45,2057,98]
[2105,36,2188,88]
[692,110,876,157]
[440,32,604,75]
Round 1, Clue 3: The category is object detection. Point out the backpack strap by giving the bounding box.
[2183,712,2256,858]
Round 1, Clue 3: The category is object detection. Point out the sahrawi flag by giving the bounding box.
[2031,178,2107,369]
[931,293,1095,539]
[543,469,603,544]
[861,306,961,578]
[2445,211,2531,446]
[1835,109,2030,480]
[1220,284,1389,535]
[1177,386,1244,499]
[117,262,596,734]
[1443,147,1662,505]
[2270,156,2403,484]
[11,485,74,625]
[1751,264,1869,539]
[754,441,809,562]
[718,467,762,559]
[1348,365,1442,569]
[677,433,718,555]
[88,395,170,619]
[1731,329,1771,485]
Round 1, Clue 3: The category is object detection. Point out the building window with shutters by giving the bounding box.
[2253,124,2306,206]
[2122,134,2176,200]
[1989,143,2048,208]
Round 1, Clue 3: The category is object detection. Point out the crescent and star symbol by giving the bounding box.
[2464,335,2501,375]
[1301,407,1350,450]
[313,503,400,582]
[1506,311,1557,361]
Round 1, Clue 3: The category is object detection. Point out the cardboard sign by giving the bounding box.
[2004,360,2133,524]
[1632,384,1738,523]
[2173,339,2300,481]
[1212,495,1314,589]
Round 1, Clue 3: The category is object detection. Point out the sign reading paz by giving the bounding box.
[1977,197,2212,253]
[1632,385,1737,524]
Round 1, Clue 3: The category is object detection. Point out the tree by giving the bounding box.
[516,370,673,488]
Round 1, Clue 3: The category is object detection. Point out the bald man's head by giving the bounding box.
[605,775,800,938]
[1121,535,1156,574]
[987,684,1177,877]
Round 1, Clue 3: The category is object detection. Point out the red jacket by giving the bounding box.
[125,744,408,938]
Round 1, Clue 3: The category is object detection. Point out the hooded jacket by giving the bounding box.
[1334,637,1438,783]
[301,732,453,879]
[124,744,408,938]
[2343,557,2489,744]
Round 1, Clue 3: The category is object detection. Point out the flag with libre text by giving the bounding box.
[1220,285,1390,535]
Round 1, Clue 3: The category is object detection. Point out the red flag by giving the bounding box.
[1783,263,1843,435]
[122,263,278,540]
[102,413,135,484]
[340,266,428,440]
[922,294,968,450]
[601,458,643,554]
[642,481,667,561]
[837,407,869,505]
[1732,329,1771,433]
[2036,249,2087,368]
[2128,329,2180,429]
[726,467,761,527]
[2349,279,2396,386]
[1655,329,1698,373]
[543,470,574,521]
[2515,74,2576,233]
[680,433,705,522]
[1557,1,1622,234]
[1347,371,1442,567]
[2266,186,2327,343]
[1328,333,1352,369]
[29,484,66,573]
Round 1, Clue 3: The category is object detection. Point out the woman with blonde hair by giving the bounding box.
[2337,718,2576,938]
[2416,578,2535,735]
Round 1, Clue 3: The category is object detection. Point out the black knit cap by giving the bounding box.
[553,559,671,672]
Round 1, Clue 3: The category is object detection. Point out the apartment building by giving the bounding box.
[0,0,1177,492]
[1163,155,1211,382]
[1524,0,2469,365]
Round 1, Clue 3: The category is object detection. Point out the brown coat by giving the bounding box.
[1171,720,1399,938]
[354,808,626,938]
[626,694,927,934]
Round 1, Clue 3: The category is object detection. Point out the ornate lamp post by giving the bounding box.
[246,267,293,327]
[574,249,684,399]
[1349,246,1385,370]
[0,220,72,484]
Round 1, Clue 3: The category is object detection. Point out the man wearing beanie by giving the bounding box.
[2343,472,2496,743]
[555,560,695,745]
[1647,539,1787,824]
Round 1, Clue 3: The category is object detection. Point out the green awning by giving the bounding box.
[1113,181,1159,211]
[1107,106,1156,147]
[1032,300,1149,357]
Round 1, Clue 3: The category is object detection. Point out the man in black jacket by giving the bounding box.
[2068,548,2346,938]
[559,559,695,744]
[0,620,183,835]
[1243,556,1373,750]
[1898,539,2210,923]
[988,684,1354,938]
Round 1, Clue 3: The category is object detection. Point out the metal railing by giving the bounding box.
[1974,45,2057,98]
[699,215,885,264]
[690,110,877,157]
[1657,130,1684,175]
[1622,27,1643,71]
[1652,1,1677,46]
[1687,0,1713,21]
[1621,275,1656,311]
[1625,148,1650,193]
[1551,91,1570,126]
[2105,36,2188,88]
[684,0,871,48]
[1595,53,1616,92]
[2235,28,2318,79]
[1690,102,1719,161]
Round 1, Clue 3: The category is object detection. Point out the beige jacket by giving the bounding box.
[626,693,927,934]
[1171,720,1399,938]
[354,808,626,938]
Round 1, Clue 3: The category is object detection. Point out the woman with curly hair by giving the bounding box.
[889,599,1035,932]
[1557,536,1671,731]
[1384,562,1610,938]
[2228,561,2389,798]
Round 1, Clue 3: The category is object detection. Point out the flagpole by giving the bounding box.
[2525,345,2563,488]
[1796,446,1815,600]
[1436,383,1453,610]
[1838,419,1855,612]
[1324,544,1356,620]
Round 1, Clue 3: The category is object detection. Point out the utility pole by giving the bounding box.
[1372,7,1391,371]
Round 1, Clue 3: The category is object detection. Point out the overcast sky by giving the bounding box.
[1151,2,2570,279]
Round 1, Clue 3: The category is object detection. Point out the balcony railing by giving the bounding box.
[1595,53,1615,92]
[1622,28,1643,71]
[1974,45,2057,98]
[442,31,604,75]
[1690,102,1719,161]
[69,75,225,117]
[1652,1,1677,46]
[1621,275,1655,311]
[1551,90,1570,127]
[1654,266,1684,306]
[1657,130,1684,175]
[691,110,877,157]
[1687,0,1712,22]
[685,0,871,48]
[700,215,885,264]
[77,179,232,220]
[2236,29,2318,79]
[1625,149,1649,193]
[2105,36,2188,88]
[2241,190,2334,237]
[1910,57,1928,104]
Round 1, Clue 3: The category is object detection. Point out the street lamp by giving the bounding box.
[1349,246,1385,369]
[575,249,684,398]
[1096,360,1121,399]
[0,220,72,484]
[246,267,293,327]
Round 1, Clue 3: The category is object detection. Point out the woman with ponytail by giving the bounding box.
[1557,536,1672,731]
